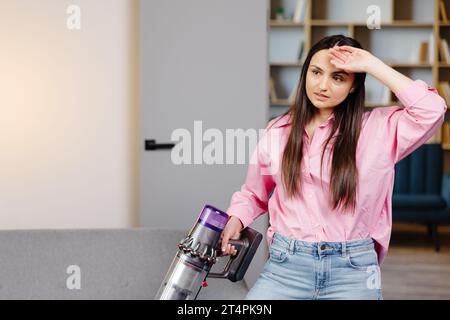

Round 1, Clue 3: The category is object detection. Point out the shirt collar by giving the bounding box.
[271,114,292,128]
[318,113,335,128]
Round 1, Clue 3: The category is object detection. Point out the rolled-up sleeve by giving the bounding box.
[226,122,277,228]
[377,80,447,164]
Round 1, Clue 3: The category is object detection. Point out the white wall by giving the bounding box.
[0,0,139,229]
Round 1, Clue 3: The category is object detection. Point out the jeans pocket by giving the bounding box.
[268,245,288,263]
[346,249,378,271]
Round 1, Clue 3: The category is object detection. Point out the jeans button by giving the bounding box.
[320,244,326,250]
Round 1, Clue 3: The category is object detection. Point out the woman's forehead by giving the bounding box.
[310,50,351,75]
[310,49,341,71]
[310,64,349,75]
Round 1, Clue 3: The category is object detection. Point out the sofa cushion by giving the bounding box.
[0,229,248,300]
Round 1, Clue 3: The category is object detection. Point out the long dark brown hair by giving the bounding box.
[272,35,367,213]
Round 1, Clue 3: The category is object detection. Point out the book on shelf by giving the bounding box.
[442,121,450,145]
[440,39,450,63]
[440,0,449,23]
[437,126,443,143]
[297,40,305,63]
[419,41,429,63]
[427,129,441,143]
[429,33,435,64]
[269,77,279,102]
[438,81,450,105]
[292,0,306,23]
[435,126,443,143]
[288,78,300,104]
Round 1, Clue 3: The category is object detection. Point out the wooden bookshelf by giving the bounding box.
[270,62,433,68]
[390,63,433,68]
[269,0,449,145]
[270,99,398,108]
[270,21,304,27]
[270,98,291,106]
[270,62,302,67]
[309,20,434,28]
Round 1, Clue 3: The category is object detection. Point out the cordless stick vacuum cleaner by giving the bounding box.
[155,204,262,300]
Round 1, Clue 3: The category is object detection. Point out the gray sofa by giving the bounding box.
[0,229,249,300]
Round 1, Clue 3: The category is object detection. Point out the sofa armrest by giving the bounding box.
[441,174,450,209]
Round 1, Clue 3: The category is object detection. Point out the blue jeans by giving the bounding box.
[246,232,383,300]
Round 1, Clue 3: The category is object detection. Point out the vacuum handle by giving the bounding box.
[207,227,262,282]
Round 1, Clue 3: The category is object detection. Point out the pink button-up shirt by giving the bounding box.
[226,80,447,265]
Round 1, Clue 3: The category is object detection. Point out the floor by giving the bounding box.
[382,224,450,300]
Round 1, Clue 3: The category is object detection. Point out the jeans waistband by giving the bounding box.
[271,232,375,257]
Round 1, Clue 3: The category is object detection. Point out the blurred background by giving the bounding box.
[0,0,449,299]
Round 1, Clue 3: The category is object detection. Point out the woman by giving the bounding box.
[220,35,447,300]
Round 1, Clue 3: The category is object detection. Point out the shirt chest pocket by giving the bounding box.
[308,146,332,183]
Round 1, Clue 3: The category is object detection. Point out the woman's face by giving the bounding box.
[305,49,355,110]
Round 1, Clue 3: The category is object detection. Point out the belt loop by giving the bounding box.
[289,239,295,255]
[341,241,347,258]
